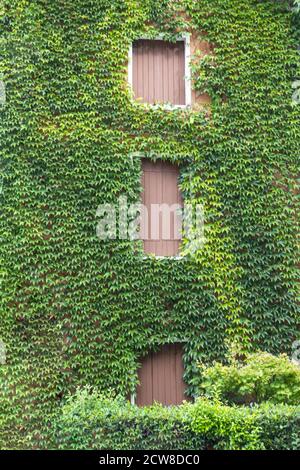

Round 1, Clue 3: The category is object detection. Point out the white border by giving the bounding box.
[128,34,191,109]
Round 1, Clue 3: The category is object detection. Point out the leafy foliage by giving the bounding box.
[0,0,299,448]
[52,387,300,450]
[53,387,204,450]
[189,398,263,450]
[293,0,300,40]
[199,352,300,405]
[255,402,300,450]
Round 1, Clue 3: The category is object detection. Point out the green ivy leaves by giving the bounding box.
[0,0,299,449]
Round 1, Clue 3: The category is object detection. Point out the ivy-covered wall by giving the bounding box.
[0,0,299,449]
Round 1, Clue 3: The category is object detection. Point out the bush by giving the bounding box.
[190,399,300,450]
[52,387,300,450]
[255,403,300,450]
[189,398,262,450]
[198,352,300,405]
[52,387,205,450]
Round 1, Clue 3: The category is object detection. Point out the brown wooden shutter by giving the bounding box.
[132,39,185,105]
[136,344,187,406]
[141,160,183,257]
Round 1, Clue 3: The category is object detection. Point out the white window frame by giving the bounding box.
[128,33,191,109]
[130,393,136,405]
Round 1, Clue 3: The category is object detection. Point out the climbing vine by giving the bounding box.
[0,0,299,449]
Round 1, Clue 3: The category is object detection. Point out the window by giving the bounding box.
[129,36,191,107]
[141,159,183,257]
[135,344,188,406]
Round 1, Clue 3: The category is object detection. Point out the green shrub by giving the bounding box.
[53,387,205,450]
[52,387,300,450]
[189,398,262,450]
[189,400,300,450]
[255,402,300,450]
[198,352,300,405]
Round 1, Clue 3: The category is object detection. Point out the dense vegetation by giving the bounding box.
[53,387,300,450]
[0,0,299,448]
[199,352,300,405]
